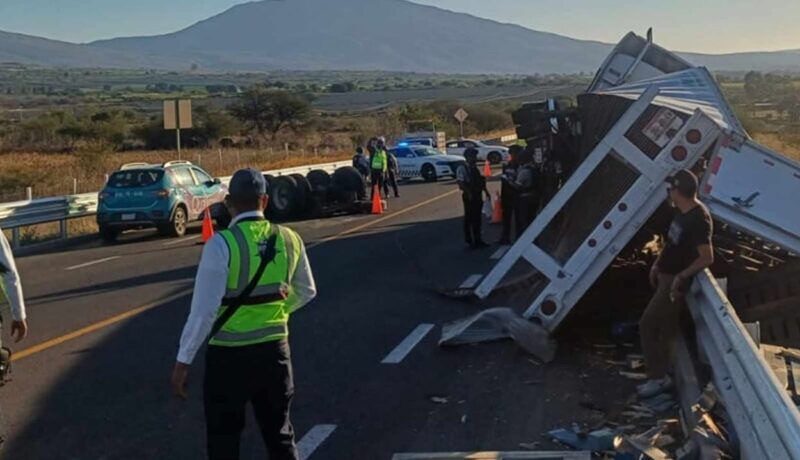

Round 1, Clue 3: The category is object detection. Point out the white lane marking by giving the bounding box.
[459,274,483,289]
[64,256,120,271]
[382,324,435,364]
[162,235,201,246]
[491,246,510,260]
[297,424,337,460]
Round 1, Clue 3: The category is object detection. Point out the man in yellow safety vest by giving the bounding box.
[172,168,317,460]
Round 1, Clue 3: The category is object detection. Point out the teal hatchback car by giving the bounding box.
[97,161,228,242]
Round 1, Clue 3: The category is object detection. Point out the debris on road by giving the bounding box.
[439,307,557,363]
[619,371,648,381]
[428,396,449,404]
[547,426,616,452]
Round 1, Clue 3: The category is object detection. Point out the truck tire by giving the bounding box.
[269,176,299,219]
[421,163,437,182]
[264,174,277,194]
[209,202,231,229]
[290,173,312,216]
[331,166,366,199]
[306,169,331,191]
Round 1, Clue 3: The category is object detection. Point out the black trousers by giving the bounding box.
[204,339,297,460]
[462,193,483,245]
[500,191,516,241]
[384,170,399,197]
[515,193,540,237]
[371,171,385,199]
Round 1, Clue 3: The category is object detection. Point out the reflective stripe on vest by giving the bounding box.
[209,221,300,346]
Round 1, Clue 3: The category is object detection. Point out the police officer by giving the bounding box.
[172,169,317,460]
[498,145,522,244]
[508,148,540,235]
[384,147,400,198]
[352,146,370,182]
[0,226,29,445]
[370,139,388,200]
[456,148,490,249]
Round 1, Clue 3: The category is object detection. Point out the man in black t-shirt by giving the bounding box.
[638,169,714,398]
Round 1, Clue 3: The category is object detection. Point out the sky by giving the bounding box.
[1,0,800,54]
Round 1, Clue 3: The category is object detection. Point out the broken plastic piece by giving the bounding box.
[439,307,557,363]
[548,427,616,452]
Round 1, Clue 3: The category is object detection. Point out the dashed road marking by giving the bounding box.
[297,424,337,460]
[162,235,201,246]
[491,246,510,260]
[382,324,435,364]
[459,274,483,289]
[64,256,120,271]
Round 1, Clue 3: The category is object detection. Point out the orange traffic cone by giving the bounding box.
[483,159,492,177]
[371,185,384,215]
[491,192,503,224]
[201,208,215,243]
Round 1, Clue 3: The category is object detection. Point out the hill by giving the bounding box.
[2,0,800,74]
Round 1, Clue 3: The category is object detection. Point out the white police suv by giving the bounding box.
[388,145,466,182]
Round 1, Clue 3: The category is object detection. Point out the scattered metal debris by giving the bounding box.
[439,307,557,363]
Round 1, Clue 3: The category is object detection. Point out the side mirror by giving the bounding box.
[206,178,221,187]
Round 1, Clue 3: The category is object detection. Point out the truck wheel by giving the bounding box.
[331,166,366,196]
[306,170,331,191]
[421,164,437,182]
[99,226,119,243]
[161,205,187,237]
[269,176,299,219]
[488,152,503,165]
[290,173,313,216]
[210,202,231,229]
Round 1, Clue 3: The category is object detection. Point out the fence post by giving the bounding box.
[218,148,223,172]
[284,143,289,158]
[26,187,32,201]
[11,227,19,249]
[73,178,78,195]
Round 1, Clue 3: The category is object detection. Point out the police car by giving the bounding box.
[387,145,466,182]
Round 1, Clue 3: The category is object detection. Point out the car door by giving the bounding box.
[392,148,417,178]
[447,141,466,157]
[171,167,204,219]
[191,167,224,213]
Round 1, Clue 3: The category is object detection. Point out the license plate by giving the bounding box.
[121,213,136,221]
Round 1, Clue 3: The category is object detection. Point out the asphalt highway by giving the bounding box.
[0,177,638,459]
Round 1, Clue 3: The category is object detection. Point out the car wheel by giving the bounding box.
[269,176,299,219]
[164,205,187,237]
[421,164,437,182]
[99,225,119,243]
[488,152,503,165]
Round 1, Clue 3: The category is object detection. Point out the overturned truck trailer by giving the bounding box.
[476,31,800,458]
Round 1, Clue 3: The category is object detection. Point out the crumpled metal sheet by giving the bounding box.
[439,307,557,363]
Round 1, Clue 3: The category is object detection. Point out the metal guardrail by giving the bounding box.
[687,270,800,459]
[0,160,351,248]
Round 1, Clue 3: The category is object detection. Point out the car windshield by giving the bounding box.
[412,146,440,157]
[108,170,163,188]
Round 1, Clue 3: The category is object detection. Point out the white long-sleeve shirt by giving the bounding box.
[176,211,317,364]
[0,228,26,321]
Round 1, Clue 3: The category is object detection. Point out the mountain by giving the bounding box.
[2,0,800,74]
[88,0,614,74]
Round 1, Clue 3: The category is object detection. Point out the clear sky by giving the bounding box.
[1,0,799,54]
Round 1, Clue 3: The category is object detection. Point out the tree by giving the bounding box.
[229,86,311,140]
[193,106,240,146]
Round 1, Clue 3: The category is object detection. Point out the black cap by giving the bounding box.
[229,168,268,200]
[464,147,479,160]
[666,169,698,197]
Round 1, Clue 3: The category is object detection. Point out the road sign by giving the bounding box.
[163,100,193,159]
[454,108,469,138]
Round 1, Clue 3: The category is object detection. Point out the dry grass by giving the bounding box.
[0,148,352,201]
[751,132,800,161]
